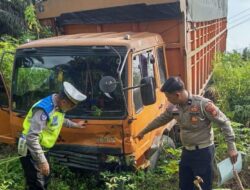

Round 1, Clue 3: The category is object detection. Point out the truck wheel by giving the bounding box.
[164,125,181,147]
[161,135,175,149]
[148,135,175,170]
[148,146,161,170]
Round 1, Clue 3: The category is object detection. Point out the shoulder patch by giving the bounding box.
[40,112,48,121]
[190,105,199,112]
[205,102,218,117]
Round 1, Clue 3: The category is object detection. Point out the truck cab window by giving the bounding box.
[139,51,155,78]
[133,50,155,113]
[133,55,143,112]
[157,47,167,84]
[12,46,127,119]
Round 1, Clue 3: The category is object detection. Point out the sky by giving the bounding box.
[227,0,250,51]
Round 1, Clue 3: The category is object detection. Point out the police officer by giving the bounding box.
[136,76,238,190]
[19,81,87,190]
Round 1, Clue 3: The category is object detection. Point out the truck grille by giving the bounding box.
[49,150,101,171]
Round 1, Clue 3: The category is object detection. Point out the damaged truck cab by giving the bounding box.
[0,33,172,170]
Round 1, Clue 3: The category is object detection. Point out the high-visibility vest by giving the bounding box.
[22,95,65,148]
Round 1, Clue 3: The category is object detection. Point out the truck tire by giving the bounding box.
[148,146,161,170]
[161,135,175,149]
[164,125,182,147]
[148,135,175,170]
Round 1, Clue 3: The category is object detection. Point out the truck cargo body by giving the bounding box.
[0,0,228,170]
[38,0,228,94]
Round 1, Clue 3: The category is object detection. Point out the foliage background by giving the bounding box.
[212,52,250,125]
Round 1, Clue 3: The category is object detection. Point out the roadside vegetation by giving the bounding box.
[210,51,250,189]
[0,49,249,189]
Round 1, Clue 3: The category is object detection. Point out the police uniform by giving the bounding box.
[140,94,236,190]
[19,82,86,190]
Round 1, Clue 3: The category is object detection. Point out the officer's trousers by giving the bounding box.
[179,145,215,190]
[20,151,50,190]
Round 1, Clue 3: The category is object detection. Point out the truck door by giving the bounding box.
[0,73,12,143]
[132,49,164,136]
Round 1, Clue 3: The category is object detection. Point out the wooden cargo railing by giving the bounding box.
[187,18,227,94]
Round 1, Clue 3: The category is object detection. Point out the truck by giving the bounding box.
[0,0,228,170]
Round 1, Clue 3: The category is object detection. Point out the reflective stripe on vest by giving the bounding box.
[22,98,65,148]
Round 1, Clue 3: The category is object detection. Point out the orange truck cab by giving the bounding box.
[0,33,172,170]
[0,0,228,171]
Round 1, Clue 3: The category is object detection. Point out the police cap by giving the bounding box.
[63,82,86,104]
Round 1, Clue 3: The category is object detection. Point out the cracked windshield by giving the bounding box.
[12,46,127,118]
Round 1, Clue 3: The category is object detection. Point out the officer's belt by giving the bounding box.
[184,142,213,151]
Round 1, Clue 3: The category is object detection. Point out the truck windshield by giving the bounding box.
[12,46,127,119]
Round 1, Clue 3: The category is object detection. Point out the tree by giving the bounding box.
[242,47,250,61]
[0,0,30,37]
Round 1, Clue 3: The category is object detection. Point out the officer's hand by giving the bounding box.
[74,121,86,129]
[228,149,238,164]
[38,161,50,176]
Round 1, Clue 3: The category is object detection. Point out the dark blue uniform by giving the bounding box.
[180,145,215,190]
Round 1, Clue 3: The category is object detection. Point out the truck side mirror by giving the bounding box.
[140,77,156,105]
